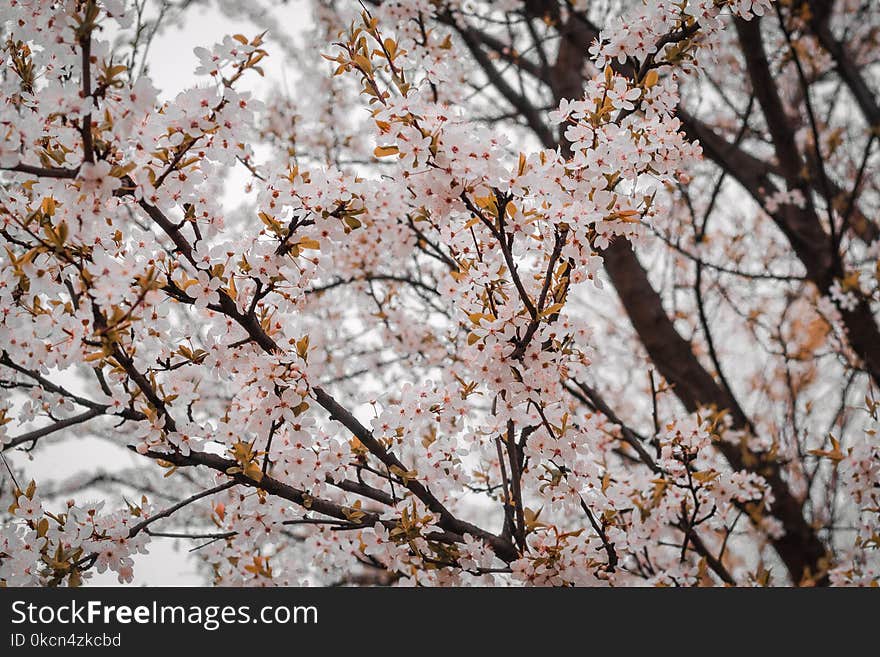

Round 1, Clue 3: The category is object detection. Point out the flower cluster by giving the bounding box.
[0,0,876,588]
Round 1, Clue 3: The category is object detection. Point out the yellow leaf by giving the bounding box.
[35,517,49,537]
[244,462,264,483]
[692,469,720,484]
[808,436,845,462]
[294,333,308,354]
[353,54,372,72]
[297,237,321,250]
[540,302,565,318]
[109,162,137,178]
[474,194,496,211]
[373,145,399,158]
[84,350,107,362]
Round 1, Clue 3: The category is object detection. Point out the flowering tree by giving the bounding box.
[1,0,878,587]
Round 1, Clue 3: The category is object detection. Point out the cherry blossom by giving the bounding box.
[0,0,878,588]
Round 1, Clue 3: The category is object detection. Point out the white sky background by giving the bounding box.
[6,0,312,586]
